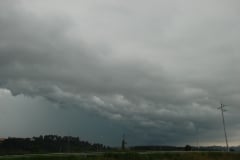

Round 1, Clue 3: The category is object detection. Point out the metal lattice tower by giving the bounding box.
[121,134,127,150]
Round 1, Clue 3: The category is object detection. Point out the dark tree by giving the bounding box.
[185,145,192,151]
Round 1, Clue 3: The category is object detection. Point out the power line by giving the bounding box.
[218,103,229,152]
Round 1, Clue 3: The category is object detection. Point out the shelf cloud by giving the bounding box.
[0,0,240,146]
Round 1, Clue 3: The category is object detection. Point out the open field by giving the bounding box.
[0,152,240,160]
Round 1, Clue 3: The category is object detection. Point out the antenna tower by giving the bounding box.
[121,134,127,150]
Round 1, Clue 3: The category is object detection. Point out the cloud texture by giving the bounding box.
[1,0,240,145]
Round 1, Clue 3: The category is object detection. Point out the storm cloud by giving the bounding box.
[0,0,240,146]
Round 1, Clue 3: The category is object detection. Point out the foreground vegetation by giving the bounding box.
[0,152,240,160]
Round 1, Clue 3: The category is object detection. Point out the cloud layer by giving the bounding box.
[1,0,240,145]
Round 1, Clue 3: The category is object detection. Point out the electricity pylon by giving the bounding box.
[218,103,229,152]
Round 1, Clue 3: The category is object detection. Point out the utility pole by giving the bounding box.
[218,103,229,152]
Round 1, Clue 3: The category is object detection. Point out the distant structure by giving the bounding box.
[196,127,200,151]
[121,134,127,150]
[218,103,229,152]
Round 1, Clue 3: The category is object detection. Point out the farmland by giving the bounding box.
[0,152,239,160]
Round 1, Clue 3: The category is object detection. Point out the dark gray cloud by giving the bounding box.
[0,0,240,146]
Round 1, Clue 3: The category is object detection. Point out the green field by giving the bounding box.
[0,152,239,160]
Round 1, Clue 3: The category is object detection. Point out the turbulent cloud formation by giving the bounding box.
[1,0,240,146]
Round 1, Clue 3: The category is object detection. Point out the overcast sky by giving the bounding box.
[0,0,240,147]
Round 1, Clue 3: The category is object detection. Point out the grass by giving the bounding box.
[0,152,239,160]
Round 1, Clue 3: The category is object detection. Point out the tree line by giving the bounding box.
[0,135,110,155]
